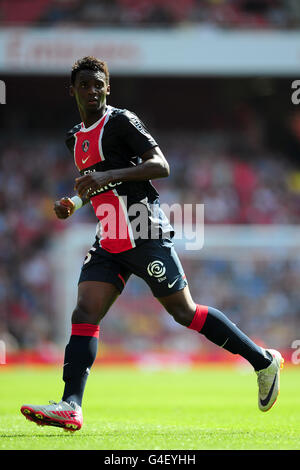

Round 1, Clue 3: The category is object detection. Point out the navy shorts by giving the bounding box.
[78,237,188,298]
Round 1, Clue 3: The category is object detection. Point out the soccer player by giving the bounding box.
[21,57,283,431]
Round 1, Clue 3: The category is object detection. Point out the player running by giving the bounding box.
[21,57,283,431]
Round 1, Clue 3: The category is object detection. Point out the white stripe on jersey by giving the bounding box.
[73,132,79,171]
[98,106,112,161]
[112,188,136,249]
[80,108,110,133]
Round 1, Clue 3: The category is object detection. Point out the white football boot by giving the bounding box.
[21,400,83,431]
[256,349,284,412]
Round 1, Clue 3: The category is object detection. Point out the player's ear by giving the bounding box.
[106,84,111,96]
[69,85,74,97]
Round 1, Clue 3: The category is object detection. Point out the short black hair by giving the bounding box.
[71,56,109,85]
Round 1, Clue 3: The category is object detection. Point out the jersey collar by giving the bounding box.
[80,106,111,132]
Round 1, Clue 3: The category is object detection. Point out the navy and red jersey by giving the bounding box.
[66,105,173,253]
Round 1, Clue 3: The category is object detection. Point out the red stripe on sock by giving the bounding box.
[188,304,208,332]
[71,323,100,338]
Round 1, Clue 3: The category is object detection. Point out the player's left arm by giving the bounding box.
[74,146,169,199]
[112,146,170,181]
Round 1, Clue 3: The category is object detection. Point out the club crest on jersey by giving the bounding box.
[82,140,90,152]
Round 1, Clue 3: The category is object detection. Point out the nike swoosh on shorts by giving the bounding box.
[168,279,178,288]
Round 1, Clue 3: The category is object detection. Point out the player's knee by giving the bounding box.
[168,306,195,327]
[71,300,104,325]
[72,304,93,324]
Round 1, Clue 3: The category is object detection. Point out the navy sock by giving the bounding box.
[189,305,272,371]
[62,324,99,406]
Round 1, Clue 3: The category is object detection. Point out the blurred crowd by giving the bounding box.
[1,123,300,357]
[156,135,300,225]
[104,253,300,356]
[1,0,300,29]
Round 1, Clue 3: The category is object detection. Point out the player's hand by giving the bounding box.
[74,171,113,198]
[53,197,76,219]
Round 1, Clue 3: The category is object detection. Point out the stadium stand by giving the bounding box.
[1,1,299,361]
[0,0,300,29]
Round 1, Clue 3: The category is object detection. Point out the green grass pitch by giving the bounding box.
[0,364,299,450]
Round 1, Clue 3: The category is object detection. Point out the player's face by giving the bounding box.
[71,70,110,113]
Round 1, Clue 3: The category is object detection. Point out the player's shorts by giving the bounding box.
[78,237,188,298]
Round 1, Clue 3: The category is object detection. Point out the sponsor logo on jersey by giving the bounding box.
[89,181,123,197]
[82,168,122,196]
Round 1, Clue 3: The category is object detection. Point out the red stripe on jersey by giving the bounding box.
[91,190,135,253]
[74,111,109,170]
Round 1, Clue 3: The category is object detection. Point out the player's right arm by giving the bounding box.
[56,125,90,219]
[53,194,90,219]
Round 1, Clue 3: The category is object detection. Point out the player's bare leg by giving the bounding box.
[71,280,120,325]
[158,286,283,412]
[21,281,119,431]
